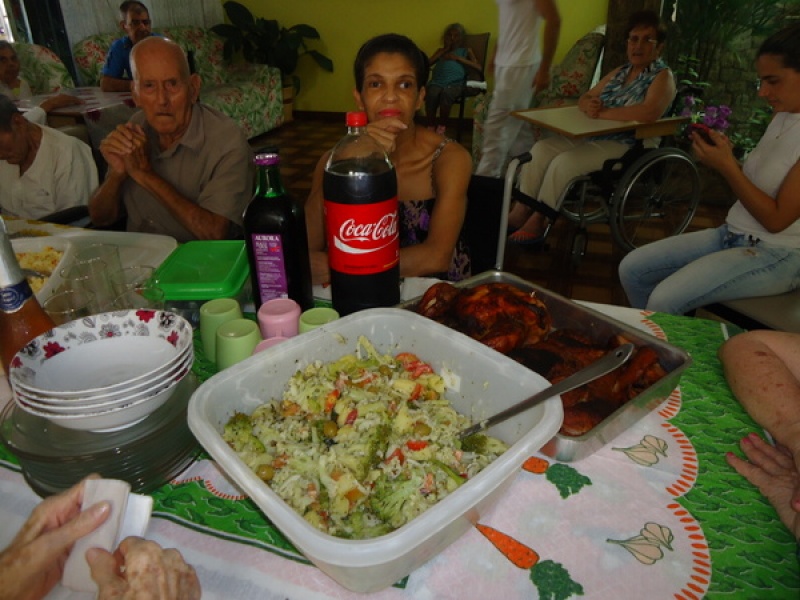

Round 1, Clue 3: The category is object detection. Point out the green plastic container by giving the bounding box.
[155,241,251,326]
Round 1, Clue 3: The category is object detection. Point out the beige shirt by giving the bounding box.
[122,103,253,242]
[0,125,97,219]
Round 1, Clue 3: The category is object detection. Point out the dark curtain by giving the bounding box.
[20,0,76,81]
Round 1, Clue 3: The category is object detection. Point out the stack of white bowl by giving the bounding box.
[9,309,193,432]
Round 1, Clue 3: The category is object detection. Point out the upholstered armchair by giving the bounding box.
[471,29,605,166]
[13,42,75,94]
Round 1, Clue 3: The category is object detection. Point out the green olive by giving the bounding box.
[323,420,339,439]
[256,464,275,481]
[413,422,432,437]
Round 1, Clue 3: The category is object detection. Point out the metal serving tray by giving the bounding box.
[399,271,692,461]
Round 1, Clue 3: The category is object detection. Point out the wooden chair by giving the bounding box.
[452,32,490,142]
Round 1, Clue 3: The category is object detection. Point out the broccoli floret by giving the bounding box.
[223,411,265,453]
[459,433,508,456]
[368,473,426,529]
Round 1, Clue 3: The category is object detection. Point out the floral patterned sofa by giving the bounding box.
[471,29,605,166]
[72,26,284,139]
[14,42,75,93]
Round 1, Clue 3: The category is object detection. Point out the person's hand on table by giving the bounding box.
[0,475,110,600]
[727,432,800,540]
[39,93,84,113]
[88,537,201,600]
[579,93,603,118]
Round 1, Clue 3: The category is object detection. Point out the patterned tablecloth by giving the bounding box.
[0,311,798,599]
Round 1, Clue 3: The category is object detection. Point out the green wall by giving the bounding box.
[236,0,608,113]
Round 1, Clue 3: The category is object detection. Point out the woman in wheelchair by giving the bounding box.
[306,33,473,284]
[619,23,800,315]
[507,10,675,245]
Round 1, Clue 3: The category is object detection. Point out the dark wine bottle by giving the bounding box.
[243,149,314,311]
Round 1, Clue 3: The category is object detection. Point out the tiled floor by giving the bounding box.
[251,114,733,306]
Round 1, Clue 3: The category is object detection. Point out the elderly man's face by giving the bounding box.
[122,9,152,45]
[132,43,199,141]
[0,115,30,165]
[0,47,20,85]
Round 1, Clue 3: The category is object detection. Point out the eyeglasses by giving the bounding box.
[128,19,151,27]
[627,35,657,45]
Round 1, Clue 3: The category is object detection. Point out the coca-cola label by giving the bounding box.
[324,197,399,274]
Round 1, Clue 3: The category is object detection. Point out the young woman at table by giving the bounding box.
[0,475,201,599]
[720,330,800,541]
[305,33,474,283]
[619,23,800,315]
[507,10,675,245]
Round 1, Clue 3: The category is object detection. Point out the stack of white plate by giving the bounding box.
[9,309,193,432]
[2,309,199,496]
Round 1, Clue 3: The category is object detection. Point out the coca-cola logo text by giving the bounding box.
[338,212,398,243]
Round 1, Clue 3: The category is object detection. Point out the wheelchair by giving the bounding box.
[506,136,701,266]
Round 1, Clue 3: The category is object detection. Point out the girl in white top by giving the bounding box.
[619,23,800,315]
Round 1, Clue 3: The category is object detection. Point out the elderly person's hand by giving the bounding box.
[100,123,147,176]
[727,433,800,541]
[578,93,603,118]
[0,475,111,600]
[38,93,83,113]
[88,537,201,600]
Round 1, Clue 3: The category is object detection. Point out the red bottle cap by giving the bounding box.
[346,111,368,127]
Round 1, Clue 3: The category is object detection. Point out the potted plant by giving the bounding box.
[212,1,334,120]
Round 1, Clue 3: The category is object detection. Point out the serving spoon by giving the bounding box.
[458,343,635,439]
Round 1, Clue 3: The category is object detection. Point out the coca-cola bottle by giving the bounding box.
[323,111,399,316]
[243,148,314,311]
[0,217,55,370]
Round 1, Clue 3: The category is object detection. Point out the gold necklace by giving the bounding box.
[776,113,800,138]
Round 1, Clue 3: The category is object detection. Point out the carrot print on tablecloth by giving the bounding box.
[522,456,592,498]
[476,523,583,599]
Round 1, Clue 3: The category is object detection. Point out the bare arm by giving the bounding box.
[398,143,470,277]
[533,0,561,91]
[719,330,800,463]
[100,75,133,93]
[595,69,676,122]
[305,152,331,285]
[693,131,800,233]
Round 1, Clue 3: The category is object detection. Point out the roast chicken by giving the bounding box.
[415,282,667,436]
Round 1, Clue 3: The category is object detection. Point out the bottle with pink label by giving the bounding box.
[323,111,400,315]
[243,148,313,311]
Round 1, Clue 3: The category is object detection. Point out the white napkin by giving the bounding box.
[61,479,153,593]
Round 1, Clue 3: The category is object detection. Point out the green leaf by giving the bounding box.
[224,1,255,30]
[290,24,320,40]
[309,50,334,73]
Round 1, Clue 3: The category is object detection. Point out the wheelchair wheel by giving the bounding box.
[609,148,700,252]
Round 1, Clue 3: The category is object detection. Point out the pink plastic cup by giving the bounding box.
[257,298,301,339]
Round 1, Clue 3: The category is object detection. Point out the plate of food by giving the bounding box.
[11,236,76,302]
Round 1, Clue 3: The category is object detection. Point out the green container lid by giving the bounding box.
[154,240,250,301]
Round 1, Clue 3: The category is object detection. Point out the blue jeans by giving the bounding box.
[618,225,800,314]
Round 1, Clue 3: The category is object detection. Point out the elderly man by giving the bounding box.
[89,37,252,241]
[101,1,155,92]
[0,41,83,125]
[0,96,97,219]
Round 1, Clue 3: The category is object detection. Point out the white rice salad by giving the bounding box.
[223,335,508,539]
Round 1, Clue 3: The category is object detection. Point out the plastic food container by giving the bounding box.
[188,308,563,592]
[11,236,76,301]
[154,241,250,327]
[398,271,692,462]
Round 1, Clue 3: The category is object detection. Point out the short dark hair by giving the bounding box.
[353,33,429,92]
[0,95,21,131]
[0,40,13,54]
[626,10,667,44]
[119,1,148,18]
[758,23,800,72]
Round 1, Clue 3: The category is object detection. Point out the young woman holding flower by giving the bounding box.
[619,23,800,314]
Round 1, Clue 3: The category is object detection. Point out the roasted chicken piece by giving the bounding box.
[417,282,552,354]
